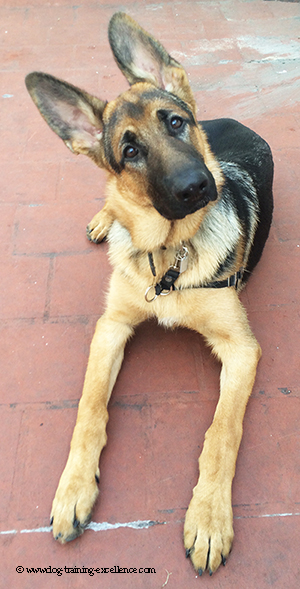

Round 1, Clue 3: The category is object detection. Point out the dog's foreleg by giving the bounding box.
[50,299,139,543]
[184,292,261,574]
[86,202,115,243]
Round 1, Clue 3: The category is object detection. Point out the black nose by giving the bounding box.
[176,175,209,202]
[168,165,217,205]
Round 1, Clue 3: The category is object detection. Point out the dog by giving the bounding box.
[25,12,273,575]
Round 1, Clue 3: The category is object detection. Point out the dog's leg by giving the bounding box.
[184,291,261,574]
[51,279,145,543]
[86,202,114,243]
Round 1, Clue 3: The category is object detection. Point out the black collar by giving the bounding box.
[145,252,243,302]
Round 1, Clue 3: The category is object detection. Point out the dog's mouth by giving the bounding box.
[154,195,214,220]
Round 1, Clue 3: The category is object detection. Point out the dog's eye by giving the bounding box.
[123,145,138,159]
[170,116,184,130]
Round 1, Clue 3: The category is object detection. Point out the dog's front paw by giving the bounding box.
[86,208,113,243]
[184,481,234,575]
[50,466,100,543]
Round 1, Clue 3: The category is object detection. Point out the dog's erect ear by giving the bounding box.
[109,12,197,114]
[25,72,107,164]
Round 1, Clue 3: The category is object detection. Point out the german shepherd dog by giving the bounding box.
[25,13,273,575]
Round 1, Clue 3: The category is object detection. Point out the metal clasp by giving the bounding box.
[172,246,189,274]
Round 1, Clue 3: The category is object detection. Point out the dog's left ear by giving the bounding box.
[109,12,197,115]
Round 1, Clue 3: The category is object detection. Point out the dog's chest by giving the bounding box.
[158,316,179,329]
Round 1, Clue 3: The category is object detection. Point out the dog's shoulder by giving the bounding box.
[200,118,273,193]
[200,118,271,161]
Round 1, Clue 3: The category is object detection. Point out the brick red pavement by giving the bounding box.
[1,1,300,587]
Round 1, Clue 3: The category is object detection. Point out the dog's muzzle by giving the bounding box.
[152,162,218,220]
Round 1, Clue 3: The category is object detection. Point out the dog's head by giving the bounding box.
[26,13,223,244]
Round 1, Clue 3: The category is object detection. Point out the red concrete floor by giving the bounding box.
[1,0,300,587]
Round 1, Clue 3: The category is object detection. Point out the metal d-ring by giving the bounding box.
[145,285,158,303]
[145,284,174,303]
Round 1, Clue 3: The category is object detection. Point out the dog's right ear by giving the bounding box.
[25,72,107,165]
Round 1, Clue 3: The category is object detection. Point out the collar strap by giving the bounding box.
[170,268,243,292]
[188,269,244,290]
[148,252,157,277]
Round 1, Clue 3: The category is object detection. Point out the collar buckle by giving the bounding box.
[228,268,244,289]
